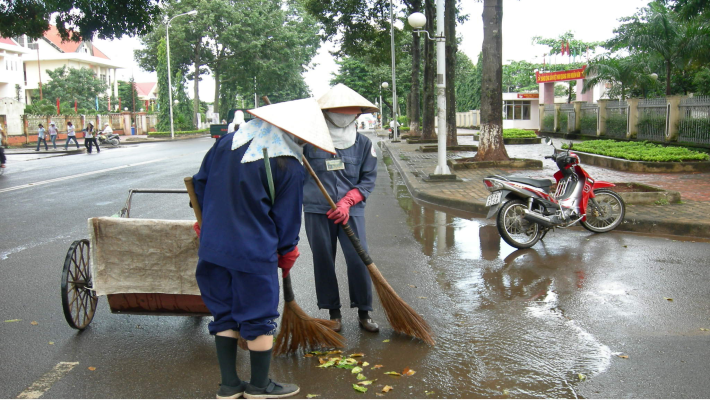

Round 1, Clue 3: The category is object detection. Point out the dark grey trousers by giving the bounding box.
[304,213,372,312]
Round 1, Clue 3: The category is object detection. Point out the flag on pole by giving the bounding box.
[56,98,60,115]
[95,97,99,111]
[561,41,565,55]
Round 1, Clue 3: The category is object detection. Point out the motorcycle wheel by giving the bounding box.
[109,138,119,146]
[496,199,542,249]
[581,188,626,233]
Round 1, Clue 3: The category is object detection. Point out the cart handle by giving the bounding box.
[119,189,189,218]
[183,178,202,227]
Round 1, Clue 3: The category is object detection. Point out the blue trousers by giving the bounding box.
[65,136,79,149]
[304,213,372,311]
[50,135,57,148]
[36,138,48,151]
[195,260,279,340]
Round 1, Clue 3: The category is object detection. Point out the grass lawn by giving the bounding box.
[564,140,709,162]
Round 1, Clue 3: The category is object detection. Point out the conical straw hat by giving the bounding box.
[247,98,335,154]
[317,83,379,114]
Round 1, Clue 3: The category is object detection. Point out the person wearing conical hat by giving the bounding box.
[303,84,381,333]
[192,98,334,399]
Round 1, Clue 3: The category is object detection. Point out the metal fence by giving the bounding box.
[559,104,575,133]
[637,98,668,142]
[678,96,710,145]
[542,107,555,132]
[605,100,628,139]
[580,103,598,135]
[109,113,123,130]
[147,114,158,131]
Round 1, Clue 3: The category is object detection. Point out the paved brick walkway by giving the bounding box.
[383,138,710,239]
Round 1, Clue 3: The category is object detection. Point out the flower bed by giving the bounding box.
[564,140,709,162]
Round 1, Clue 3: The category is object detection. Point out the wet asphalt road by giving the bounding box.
[1,135,709,399]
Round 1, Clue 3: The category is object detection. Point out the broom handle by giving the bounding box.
[302,158,373,266]
[184,177,202,227]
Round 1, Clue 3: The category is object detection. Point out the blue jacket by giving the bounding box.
[193,134,305,274]
[303,133,377,216]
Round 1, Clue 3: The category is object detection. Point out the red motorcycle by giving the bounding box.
[483,137,626,248]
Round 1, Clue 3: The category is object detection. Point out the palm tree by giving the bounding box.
[608,0,707,95]
[582,56,654,100]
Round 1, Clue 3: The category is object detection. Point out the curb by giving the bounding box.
[382,141,710,240]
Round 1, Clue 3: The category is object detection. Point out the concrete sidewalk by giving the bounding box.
[382,138,710,239]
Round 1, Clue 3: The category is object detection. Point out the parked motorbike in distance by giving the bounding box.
[97,132,120,147]
[483,137,626,249]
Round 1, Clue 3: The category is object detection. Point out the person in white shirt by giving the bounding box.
[84,122,99,154]
[48,122,59,149]
[227,111,246,134]
[64,121,79,149]
[36,123,48,151]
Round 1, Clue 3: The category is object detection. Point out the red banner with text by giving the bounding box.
[536,66,587,83]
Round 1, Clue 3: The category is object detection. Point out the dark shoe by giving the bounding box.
[217,381,248,399]
[358,318,380,333]
[244,380,299,399]
[330,318,342,333]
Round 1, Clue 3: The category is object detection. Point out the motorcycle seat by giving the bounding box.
[508,177,553,190]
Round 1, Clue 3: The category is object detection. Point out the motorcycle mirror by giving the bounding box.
[543,137,553,146]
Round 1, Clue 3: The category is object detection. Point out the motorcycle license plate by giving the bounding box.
[486,191,502,206]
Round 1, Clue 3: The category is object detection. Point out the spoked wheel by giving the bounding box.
[581,189,626,233]
[496,199,542,249]
[61,239,98,330]
[109,138,119,146]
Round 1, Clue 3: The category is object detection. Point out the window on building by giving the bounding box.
[503,100,531,120]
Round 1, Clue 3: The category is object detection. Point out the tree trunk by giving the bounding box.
[193,39,201,129]
[445,0,457,146]
[409,0,422,137]
[213,68,221,119]
[474,0,509,161]
[421,0,436,140]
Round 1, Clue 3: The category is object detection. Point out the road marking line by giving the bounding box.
[16,361,79,399]
[0,157,169,194]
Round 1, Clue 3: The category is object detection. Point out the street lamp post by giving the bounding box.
[166,10,197,140]
[408,7,452,176]
[388,0,399,142]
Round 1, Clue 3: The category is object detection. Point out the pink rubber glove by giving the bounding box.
[278,246,300,278]
[326,189,365,225]
[193,222,201,238]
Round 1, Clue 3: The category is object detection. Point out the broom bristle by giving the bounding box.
[273,299,345,356]
[367,263,435,346]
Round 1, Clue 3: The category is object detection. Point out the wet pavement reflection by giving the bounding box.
[386,158,612,398]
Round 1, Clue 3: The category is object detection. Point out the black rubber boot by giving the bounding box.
[244,349,299,399]
[215,336,244,398]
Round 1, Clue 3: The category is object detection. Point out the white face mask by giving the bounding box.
[324,111,358,149]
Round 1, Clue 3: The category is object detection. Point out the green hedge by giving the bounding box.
[148,129,209,137]
[502,129,537,138]
[563,139,709,162]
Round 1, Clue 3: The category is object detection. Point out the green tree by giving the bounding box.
[455,52,480,112]
[41,66,108,111]
[173,70,194,130]
[0,0,160,40]
[118,78,139,113]
[607,0,709,95]
[156,38,170,132]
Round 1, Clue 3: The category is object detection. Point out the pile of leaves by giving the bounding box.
[305,350,418,396]
[563,140,709,162]
[502,129,537,138]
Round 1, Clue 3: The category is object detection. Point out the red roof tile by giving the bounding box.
[42,25,110,60]
[91,45,110,60]
[0,37,19,46]
[135,82,157,97]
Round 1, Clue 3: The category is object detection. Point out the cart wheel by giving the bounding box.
[61,239,98,330]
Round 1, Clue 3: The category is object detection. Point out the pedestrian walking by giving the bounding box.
[302,83,381,333]
[48,122,58,149]
[36,123,48,151]
[0,127,7,171]
[64,121,79,149]
[84,122,99,153]
[192,98,334,399]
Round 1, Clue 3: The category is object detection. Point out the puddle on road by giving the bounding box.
[382,157,612,398]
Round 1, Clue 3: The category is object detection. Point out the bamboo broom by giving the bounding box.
[301,157,435,346]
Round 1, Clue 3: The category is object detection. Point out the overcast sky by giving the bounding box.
[94,0,650,103]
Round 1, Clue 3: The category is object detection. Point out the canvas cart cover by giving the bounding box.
[89,217,200,296]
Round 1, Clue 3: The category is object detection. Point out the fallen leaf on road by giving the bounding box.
[352,384,367,393]
[31,321,38,325]
[88,367,96,371]
[376,394,384,397]
[419,297,427,299]
[384,371,401,376]
[4,319,22,323]
[700,328,709,331]
[358,380,375,386]
[408,285,417,288]
[382,385,393,393]
[402,368,416,376]
[382,340,390,343]
[49,342,55,345]
[362,362,370,367]
[351,366,363,375]
[326,350,343,355]
[317,359,336,368]
[306,395,319,398]
[425,391,435,395]
[372,365,383,369]
[623,245,628,248]
[349,353,365,357]
[502,389,510,395]
[356,374,367,381]
[616,354,629,359]
[304,354,314,358]
[664,297,673,301]
[577,373,586,381]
